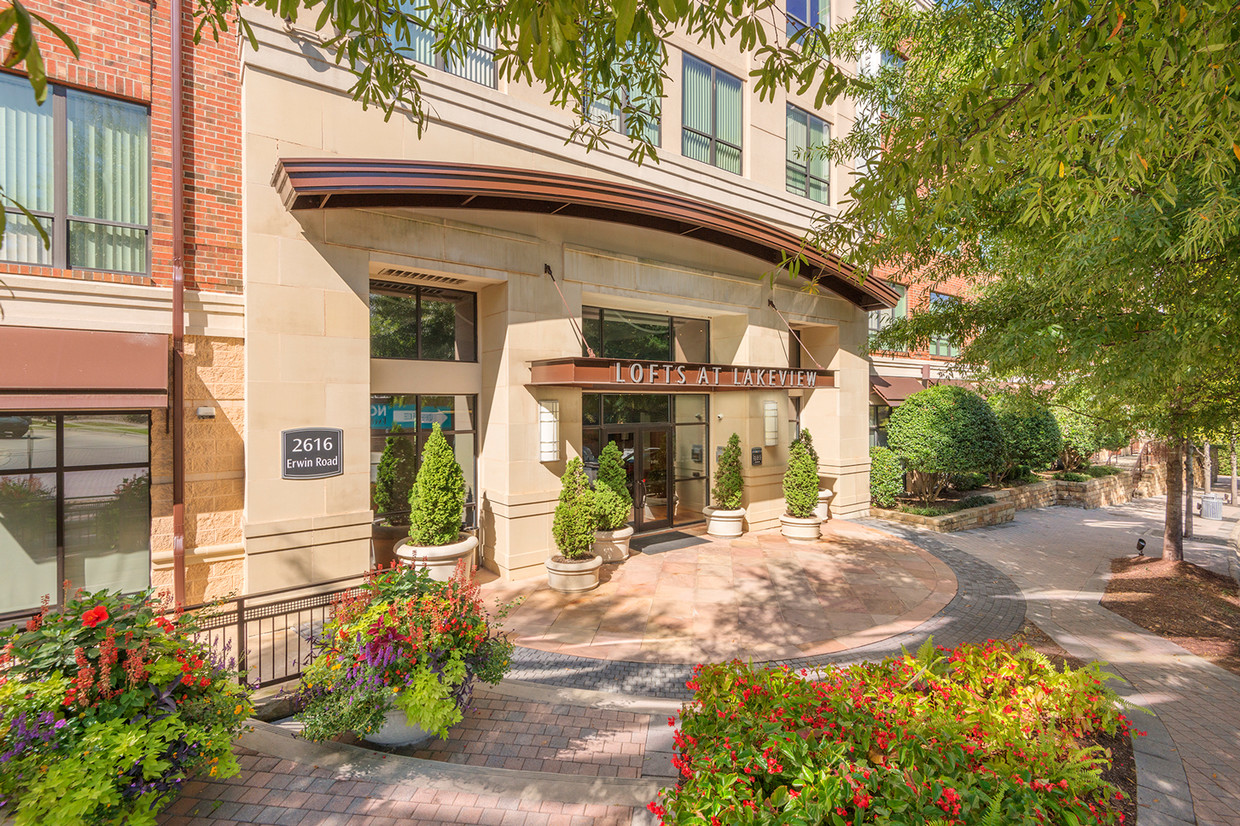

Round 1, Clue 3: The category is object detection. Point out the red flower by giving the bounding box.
[82,606,109,628]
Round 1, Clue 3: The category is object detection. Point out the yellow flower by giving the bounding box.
[234,704,243,715]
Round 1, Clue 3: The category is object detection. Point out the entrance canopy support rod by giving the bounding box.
[767,298,826,371]
[545,264,597,357]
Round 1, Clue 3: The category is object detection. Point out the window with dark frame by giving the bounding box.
[870,405,891,448]
[369,395,479,528]
[868,283,908,333]
[370,281,478,362]
[681,54,743,174]
[582,307,710,363]
[787,0,829,40]
[388,1,497,88]
[0,412,151,616]
[786,105,830,204]
[0,74,150,274]
[928,292,960,358]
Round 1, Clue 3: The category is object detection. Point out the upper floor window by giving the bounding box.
[682,55,742,175]
[583,307,709,363]
[929,291,960,358]
[389,2,496,88]
[587,86,662,146]
[786,105,830,204]
[0,74,149,274]
[370,281,478,362]
[868,283,908,334]
[787,0,829,41]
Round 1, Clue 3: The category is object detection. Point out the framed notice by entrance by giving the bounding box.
[281,427,343,479]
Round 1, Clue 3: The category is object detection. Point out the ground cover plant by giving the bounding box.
[650,639,1134,826]
[900,494,996,517]
[0,590,251,826]
[298,563,512,742]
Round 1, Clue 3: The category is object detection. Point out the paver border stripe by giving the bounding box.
[239,720,664,807]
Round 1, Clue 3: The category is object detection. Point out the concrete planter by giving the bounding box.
[371,522,409,570]
[704,506,746,538]
[546,554,603,593]
[592,525,635,562]
[813,488,834,522]
[780,513,822,541]
[395,532,478,581]
[361,709,439,747]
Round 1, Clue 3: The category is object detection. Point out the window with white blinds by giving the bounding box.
[0,74,149,274]
[786,105,830,204]
[681,54,742,174]
[389,2,496,88]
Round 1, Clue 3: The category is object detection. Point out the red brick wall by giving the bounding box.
[1,0,242,294]
[871,262,973,363]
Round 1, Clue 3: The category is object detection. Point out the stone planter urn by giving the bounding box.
[371,521,409,570]
[361,709,439,748]
[704,506,746,538]
[395,532,478,581]
[592,525,635,562]
[545,554,603,594]
[813,488,834,523]
[780,514,822,541]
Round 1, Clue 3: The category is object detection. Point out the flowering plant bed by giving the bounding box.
[297,562,512,743]
[650,639,1135,826]
[0,590,252,826]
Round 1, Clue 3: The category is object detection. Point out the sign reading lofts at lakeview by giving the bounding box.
[527,358,834,391]
[281,427,344,479]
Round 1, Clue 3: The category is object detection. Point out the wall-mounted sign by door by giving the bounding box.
[282,427,343,479]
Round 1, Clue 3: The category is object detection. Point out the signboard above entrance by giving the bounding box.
[528,358,834,391]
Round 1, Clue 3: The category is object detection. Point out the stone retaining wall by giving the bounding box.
[871,500,1016,533]
[993,481,1056,510]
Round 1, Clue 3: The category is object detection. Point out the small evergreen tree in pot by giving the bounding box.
[374,429,416,526]
[552,458,597,560]
[409,423,466,546]
[712,433,744,510]
[783,439,819,518]
[596,441,632,514]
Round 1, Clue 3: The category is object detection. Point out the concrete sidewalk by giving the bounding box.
[915,498,1240,826]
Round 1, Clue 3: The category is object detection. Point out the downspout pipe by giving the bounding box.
[171,0,186,605]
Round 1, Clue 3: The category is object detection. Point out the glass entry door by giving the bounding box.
[603,426,673,533]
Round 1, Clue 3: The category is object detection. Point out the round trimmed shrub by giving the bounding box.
[374,429,416,525]
[408,422,465,546]
[783,438,819,518]
[1052,407,1130,471]
[869,446,904,508]
[552,458,597,559]
[887,385,1002,503]
[596,441,632,514]
[989,393,1062,480]
[712,433,744,510]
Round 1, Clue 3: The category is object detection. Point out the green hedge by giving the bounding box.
[989,393,1062,480]
[869,446,904,509]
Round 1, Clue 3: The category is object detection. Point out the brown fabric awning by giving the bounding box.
[271,159,902,311]
[0,326,168,410]
[870,374,926,407]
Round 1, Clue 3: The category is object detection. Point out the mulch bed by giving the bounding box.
[1011,622,1139,826]
[1102,556,1240,676]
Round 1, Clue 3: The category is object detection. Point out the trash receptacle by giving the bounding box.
[1202,493,1223,520]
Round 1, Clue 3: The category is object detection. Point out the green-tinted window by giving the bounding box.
[682,54,742,174]
[868,283,907,333]
[786,105,830,204]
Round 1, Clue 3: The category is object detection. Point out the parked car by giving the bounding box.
[0,416,31,438]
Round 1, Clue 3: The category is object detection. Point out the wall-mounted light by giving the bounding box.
[538,400,560,462]
[196,406,216,420]
[763,400,779,446]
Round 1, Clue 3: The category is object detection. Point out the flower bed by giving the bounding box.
[298,562,512,742]
[650,640,1135,826]
[0,590,251,825]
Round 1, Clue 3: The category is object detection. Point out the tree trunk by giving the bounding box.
[1231,430,1237,506]
[1204,441,1212,491]
[1164,436,1184,562]
[1184,439,1194,539]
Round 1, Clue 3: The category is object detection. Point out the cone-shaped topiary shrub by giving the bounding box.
[374,429,416,526]
[553,458,597,559]
[594,483,631,532]
[712,433,744,510]
[408,422,465,546]
[596,441,632,514]
[869,446,904,509]
[783,438,820,518]
[793,427,820,467]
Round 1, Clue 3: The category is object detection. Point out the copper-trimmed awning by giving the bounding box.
[870,374,926,407]
[530,357,833,391]
[272,159,899,311]
[0,326,168,410]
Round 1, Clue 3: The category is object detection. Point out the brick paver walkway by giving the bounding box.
[902,499,1240,826]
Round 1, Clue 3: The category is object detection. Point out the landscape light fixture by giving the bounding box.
[1136,537,1146,556]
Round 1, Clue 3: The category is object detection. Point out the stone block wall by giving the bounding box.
[994,481,1057,511]
[870,500,1015,533]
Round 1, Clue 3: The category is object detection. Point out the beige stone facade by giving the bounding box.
[237,8,883,586]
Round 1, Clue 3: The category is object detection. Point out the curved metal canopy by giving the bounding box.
[272,158,898,310]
